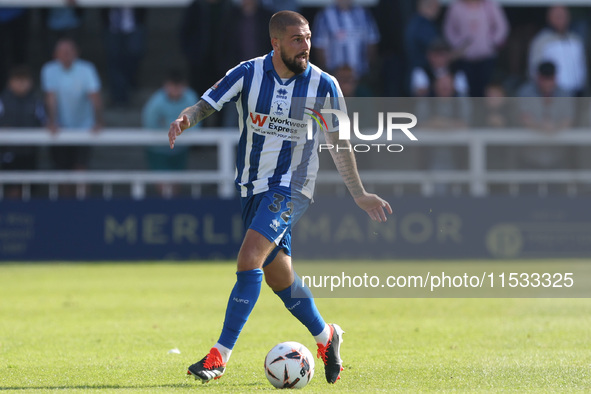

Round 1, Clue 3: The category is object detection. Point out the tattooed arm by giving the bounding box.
[324,130,393,222]
[168,99,216,149]
[324,131,364,197]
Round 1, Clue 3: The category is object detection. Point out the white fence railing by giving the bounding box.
[1,128,591,200]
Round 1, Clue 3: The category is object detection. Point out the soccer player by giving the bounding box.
[168,10,392,384]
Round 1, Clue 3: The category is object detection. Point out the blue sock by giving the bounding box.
[217,269,263,349]
[275,272,326,337]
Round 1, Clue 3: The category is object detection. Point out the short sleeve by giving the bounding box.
[202,63,246,111]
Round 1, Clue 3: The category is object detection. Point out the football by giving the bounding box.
[264,341,315,389]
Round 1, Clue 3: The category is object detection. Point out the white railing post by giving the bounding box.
[131,182,145,200]
[218,134,236,199]
[103,184,113,200]
[22,185,31,201]
[49,184,58,200]
[468,135,487,196]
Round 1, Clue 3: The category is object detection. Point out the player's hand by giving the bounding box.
[169,115,190,149]
[354,192,392,222]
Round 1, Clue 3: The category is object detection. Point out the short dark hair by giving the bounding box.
[269,11,309,39]
[537,61,556,77]
[9,65,32,80]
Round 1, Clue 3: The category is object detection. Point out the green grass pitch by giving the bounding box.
[0,262,590,392]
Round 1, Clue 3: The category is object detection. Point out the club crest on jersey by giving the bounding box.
[271,99,289,116]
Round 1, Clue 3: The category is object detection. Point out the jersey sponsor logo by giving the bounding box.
[248,112,308,141]
[249,112,268,127]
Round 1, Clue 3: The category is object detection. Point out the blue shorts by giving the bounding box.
[241,186,310,266]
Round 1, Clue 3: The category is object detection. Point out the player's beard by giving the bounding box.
[282,51,308,75]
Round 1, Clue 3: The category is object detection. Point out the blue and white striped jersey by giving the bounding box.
[202,51,343,199]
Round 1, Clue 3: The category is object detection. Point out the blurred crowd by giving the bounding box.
[1,0,591,198]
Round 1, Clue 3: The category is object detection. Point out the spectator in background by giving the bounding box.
[0,8,29,91]
[528,6,586,97]
[180,0,232,102]
[101,7,147,106]
[410,38,468,97]
[41,39,103,196]
[142,70,198,198]
[444,0,509,97]
[0,66,45,199]
[220,0,273,71]
[41,0,82,58]
[312,0,380,81]
[404,0,440,73]
[516,61,574,171]
[474,82,512,128]
[517,61,573,132]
